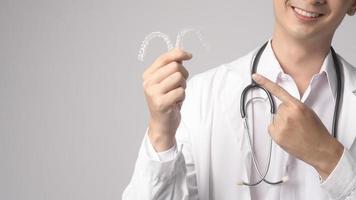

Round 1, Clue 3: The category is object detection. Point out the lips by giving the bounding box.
[291,6,324,21]
[293,7,321,18]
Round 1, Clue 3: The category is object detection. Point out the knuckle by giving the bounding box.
[291,102,305,115]
[296,103,306,112]
[154,97,166,112]
[171,61,180,71]
[143,85,154,96]
[170,71,182,82]
[146,77,155,86]
[142,79,154,91]
[148,85,161,97]
[176,87,186,99]
[142,80,148,89]
[177,87,185,94]
[174,71,184,80]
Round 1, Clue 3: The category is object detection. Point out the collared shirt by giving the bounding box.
[123,40,356,200]
[247,40,337,199]
[147,40,338,199]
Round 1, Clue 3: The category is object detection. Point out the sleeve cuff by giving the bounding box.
[320,148,356,199]
[134,128,185,182]
[144,128,178,162]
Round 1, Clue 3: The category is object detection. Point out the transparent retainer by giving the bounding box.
[138,28,209,62]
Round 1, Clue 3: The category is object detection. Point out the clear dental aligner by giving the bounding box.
[175,28,209,50]
[138,28,209,62]
[137,32,173,62]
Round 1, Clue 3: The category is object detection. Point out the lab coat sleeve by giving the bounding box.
[320,148,356,200]
[144,128,178,162]
[122,77,200,200]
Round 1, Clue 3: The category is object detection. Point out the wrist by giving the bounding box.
[148,121,176,152]
[313,137,344,180]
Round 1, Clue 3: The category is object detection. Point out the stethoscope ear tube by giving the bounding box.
[240,41,276,119]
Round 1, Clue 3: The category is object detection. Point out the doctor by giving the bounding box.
[123,0,356,199]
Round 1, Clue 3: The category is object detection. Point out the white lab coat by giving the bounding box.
[123,46,356,200]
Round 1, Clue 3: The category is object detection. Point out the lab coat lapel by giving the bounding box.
[221,73,254,184]
[337,60,356,149]
[221,51,255,152]
[220,52,256,199]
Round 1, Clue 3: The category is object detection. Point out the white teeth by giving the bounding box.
[294,7,320,18]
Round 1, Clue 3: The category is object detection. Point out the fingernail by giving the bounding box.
[252,73,262,82]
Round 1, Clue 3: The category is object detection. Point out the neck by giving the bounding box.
[271,27,332,80]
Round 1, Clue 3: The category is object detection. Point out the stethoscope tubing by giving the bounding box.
[238,41,343,186]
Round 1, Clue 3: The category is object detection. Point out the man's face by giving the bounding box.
[273,0,356,42]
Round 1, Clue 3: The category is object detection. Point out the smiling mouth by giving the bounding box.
[291,6,324,19]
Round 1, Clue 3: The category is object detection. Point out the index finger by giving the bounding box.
[252,73,298,104]
[146,48,193,75]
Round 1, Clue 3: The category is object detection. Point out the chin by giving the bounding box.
[289,27,320,39]
[288,22,335,42]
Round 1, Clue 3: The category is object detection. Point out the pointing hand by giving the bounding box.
[252,73,343,179]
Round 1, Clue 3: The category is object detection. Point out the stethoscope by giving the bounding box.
[238,41,344,186]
